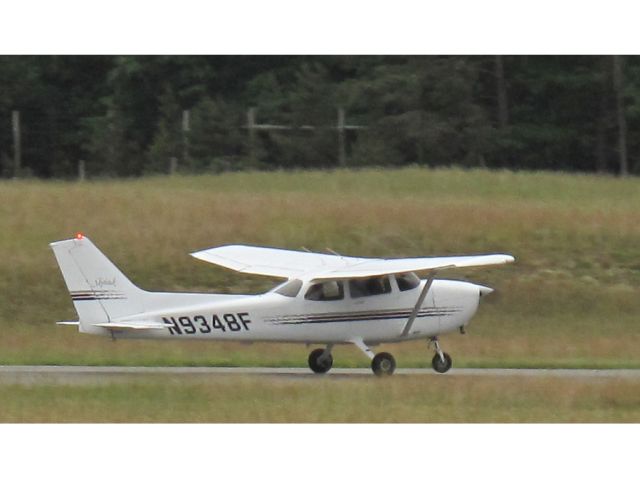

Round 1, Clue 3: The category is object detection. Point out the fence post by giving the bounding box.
[337,107,346,167]
[12,110,21,178]
[0,151,8,177]
[612,56,629,177]
[247,107,257,164]
[78,160,86,181]
[182,109,190,167]
[169,156,178,175]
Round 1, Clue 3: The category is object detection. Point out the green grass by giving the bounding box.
[2,375,639,422]
[1,166,639,368]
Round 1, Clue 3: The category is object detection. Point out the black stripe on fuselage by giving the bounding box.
[269,314,445,325]
[71,298,127,301]
[267,308,461,325]
[70,291,126,301]
[71,294,126,297]
[268,307,461,323]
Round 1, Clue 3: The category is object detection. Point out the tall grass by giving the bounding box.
[1,167,639,367]
[1,375,639,422]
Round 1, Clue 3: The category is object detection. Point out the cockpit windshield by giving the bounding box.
[273,279,303,297]
[395,272,421,291]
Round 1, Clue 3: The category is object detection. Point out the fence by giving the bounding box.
[5,107,366,180]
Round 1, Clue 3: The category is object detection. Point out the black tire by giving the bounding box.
[308,348,333,374]
[371,352,396,377]
[432,352,452,373]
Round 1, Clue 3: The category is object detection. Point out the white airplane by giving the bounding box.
[51,234,514,376]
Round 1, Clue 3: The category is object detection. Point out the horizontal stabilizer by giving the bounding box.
[94,322,170,331]
[56,321,80,326]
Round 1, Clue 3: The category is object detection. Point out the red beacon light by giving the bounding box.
[75,232,84,240]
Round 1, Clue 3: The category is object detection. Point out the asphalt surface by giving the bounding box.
[0,365,639,385]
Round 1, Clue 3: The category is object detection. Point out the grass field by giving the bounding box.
[1,166,639,422]
[2,375,639,422]
[0,167,638,369]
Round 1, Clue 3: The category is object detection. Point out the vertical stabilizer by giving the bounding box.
[50,235,146,334]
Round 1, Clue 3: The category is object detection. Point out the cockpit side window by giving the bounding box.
[274,279,303,297]
[349,276,392,298]
[396,272,421,291]
[304,281,344,301]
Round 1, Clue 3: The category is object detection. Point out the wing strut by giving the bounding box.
[401,272,437,337]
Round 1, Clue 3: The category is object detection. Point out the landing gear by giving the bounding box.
[429,337,452,373]
[432,352,452,373]
[350,338,397,377]
[308,347,333,374]
[371,352,396,377]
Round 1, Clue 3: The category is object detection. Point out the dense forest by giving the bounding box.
[0,56,638,178]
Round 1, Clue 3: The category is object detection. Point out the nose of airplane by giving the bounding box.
[477,285,494,297]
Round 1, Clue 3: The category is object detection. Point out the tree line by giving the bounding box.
[0,55,637,178]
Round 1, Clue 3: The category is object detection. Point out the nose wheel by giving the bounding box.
[308,347,333,374]
[432,352,452,373]
[429,337,452,373]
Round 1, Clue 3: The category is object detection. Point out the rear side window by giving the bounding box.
[396,272,421,291]
[274,279,303,297]
[349,276,392,298]
[305,281,344,301]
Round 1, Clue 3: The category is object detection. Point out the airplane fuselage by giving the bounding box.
[92,279,486,344]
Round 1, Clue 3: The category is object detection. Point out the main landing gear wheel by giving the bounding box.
[308,348,333,374]
[371,352,396,377]
[432,352,452,374]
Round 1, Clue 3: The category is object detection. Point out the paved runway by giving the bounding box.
[0,365,639,385]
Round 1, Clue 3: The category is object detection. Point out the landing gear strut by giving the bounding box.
[350,338,396,377]
[430,337,452,373]
[308,345,333,374]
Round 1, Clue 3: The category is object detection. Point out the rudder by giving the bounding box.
[50,235,145,334]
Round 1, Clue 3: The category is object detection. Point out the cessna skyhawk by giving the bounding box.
[51,234,514,376]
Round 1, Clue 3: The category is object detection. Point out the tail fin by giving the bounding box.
[50,235,146,334]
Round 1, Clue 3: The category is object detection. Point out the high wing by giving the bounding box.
[309,254,515,280]
[191,245,365,278]
[191,245,514,280]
